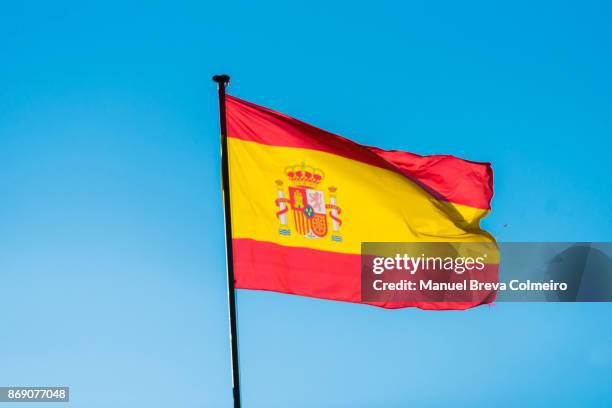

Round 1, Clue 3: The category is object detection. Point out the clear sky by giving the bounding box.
[1,1,611,407]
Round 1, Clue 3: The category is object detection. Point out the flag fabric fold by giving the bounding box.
[225,94,495,310]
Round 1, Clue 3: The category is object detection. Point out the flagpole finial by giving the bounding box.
[212,74,230,84]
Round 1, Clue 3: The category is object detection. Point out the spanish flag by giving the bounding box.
[225,95,495,310]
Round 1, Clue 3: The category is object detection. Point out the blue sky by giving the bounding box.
[1,1,611,407]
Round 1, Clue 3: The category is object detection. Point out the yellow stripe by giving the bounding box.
[228,138,494,255]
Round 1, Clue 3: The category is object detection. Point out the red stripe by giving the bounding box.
[226,95,493,210]
[233,238,495,310]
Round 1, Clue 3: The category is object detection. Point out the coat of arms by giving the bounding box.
[274,163,342,242]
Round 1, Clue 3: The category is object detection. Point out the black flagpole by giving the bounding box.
[212,74,242,408]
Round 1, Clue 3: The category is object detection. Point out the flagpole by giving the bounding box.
[213,74,242,408]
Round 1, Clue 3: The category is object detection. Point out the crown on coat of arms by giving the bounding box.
[285,162,325,188]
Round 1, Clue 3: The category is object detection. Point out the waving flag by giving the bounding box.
[224,94,495,310]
